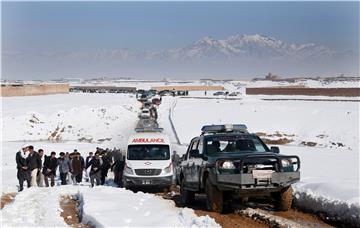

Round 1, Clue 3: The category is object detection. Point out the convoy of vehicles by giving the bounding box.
[176,124,300,212]
[130,89,300,213]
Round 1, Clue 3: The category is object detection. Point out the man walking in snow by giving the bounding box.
[85,152,93,182]
[43,152,58,187]
[86,152,103,187]
[112,155,125,187]
[74,150,85,183]
[70,152,84,184]
[15,145,31,191]
[58,152,71,185]
[36,149,45,187]
[100,151,111,185]
[27,145,42,187]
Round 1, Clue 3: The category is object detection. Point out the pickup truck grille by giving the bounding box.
[240,159,278,173]
[134,169,162,176]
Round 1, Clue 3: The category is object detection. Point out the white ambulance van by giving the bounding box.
[123,128,173,189]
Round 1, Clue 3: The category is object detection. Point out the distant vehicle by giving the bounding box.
[138,109,151,119]
[143,101,152,109]
[213,91,225,96]
[148,90,157,97]
[177,124,300,213]
[228,92,240,96]
[123,129,173,191]
[138,94,148,102]
[159,90,175,96]
[152,96,161,105]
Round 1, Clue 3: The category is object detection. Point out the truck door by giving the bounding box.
[182,139,194,187]
[191,137,204,189]
[187,138,200,189]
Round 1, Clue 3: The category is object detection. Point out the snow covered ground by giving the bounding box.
[1,84,359,226]
[2,93,139,144]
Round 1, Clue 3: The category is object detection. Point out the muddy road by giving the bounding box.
[157,188,334,228]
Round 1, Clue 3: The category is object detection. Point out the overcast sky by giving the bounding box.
[2,1,359,80]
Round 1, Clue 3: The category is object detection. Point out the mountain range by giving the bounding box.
[58,34,339,62]
[3,34,358,79]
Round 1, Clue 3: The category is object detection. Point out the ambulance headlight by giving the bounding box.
[163,163,172,175]
[124,164,134,175]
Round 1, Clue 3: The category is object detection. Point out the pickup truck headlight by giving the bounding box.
[281,159,291,167]
[124,164,134,175]
[221,161,236,169]
[162,163,172,175]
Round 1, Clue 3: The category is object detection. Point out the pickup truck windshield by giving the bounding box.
[127,145,170,160]
[205,135,269,155]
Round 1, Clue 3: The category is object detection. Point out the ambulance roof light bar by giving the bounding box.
[201,124,248,134]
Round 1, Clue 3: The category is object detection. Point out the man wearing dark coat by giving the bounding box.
[43,151,58,187]
[71,153,84,184]
[86,152,103,187]
[27,145,41,187]
[112,155,125,187]
[74,150,85,182]
[85,152,93,182]
[15,145,31,191]
[100,152,111,185]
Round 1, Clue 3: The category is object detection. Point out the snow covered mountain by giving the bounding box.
[155,34,335,60]
[4,34,357,79]
[49,34,335,62]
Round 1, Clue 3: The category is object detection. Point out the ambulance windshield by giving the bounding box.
[127,145,170,160]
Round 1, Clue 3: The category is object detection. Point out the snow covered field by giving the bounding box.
[1,86,359,226]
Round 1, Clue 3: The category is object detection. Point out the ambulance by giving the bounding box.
[123,128,173,190]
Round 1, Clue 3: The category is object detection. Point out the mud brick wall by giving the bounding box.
[246,87,360,97]
[1,84,69,97]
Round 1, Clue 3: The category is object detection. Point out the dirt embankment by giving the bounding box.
[256,132,294,145]
[1,192,17,209]
[60,195,91,228]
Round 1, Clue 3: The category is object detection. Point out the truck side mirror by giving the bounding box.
[271,146,280,154]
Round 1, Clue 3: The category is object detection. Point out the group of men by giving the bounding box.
[15,145,125,192]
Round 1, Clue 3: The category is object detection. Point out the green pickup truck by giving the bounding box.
[176,124,300,213]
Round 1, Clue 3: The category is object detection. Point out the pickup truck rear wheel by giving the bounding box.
[205,178,223,213]
[180,179,195,206]
[274,186,293,211]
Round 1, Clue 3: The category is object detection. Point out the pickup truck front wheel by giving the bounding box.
[205,178,223,213]
[180,178,195,206]
[273,186,293,211]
